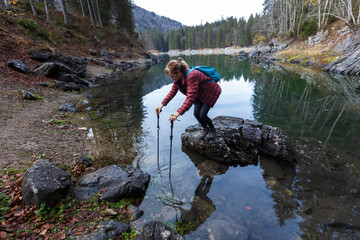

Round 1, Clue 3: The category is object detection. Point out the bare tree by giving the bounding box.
[96,0,103,28]
[79,0,85,16]
[86,0,96,27]
[29,0,38,17]
[44,0,50,22]
[60,0,70,25]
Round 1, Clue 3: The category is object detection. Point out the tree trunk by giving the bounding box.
[29,0,38,17]
[60,0,70,25]
[4,0,8,7]
[96,0,103,28]
[44,0,50,22]
[86,0,96,27]
[91,0,98,23]
[79,0,85,16]
[318,0,321,29]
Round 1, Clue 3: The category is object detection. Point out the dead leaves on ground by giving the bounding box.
[0,164,134,239]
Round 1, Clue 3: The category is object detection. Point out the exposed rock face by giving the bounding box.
[308,30,329,46]
[325,35,360,75]
[244,39,292,63]
[138,221,183,240]
[72,165,150,202]
[74,220,130,240]
[181,116,292,165]
[7,60,32,75]
[22,160,71,206]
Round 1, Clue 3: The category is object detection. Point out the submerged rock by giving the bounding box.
[181,116,292,165]
[73,220,130,240]
[72,165,150,201]
[138,221,183,240]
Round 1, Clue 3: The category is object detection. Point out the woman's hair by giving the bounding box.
[164,57,188,75]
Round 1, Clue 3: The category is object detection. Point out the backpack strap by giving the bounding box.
[186,66,195,79]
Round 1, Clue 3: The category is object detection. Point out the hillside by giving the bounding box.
[132,5,183,33]
[0,0,145,85]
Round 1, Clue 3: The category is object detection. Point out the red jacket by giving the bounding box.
[161,69,222,115]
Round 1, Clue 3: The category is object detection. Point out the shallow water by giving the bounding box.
[87,55,360,239]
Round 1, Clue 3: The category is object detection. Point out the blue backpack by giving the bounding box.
[186,66,221,84]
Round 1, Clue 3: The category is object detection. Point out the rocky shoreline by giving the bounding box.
[239,31,360,74]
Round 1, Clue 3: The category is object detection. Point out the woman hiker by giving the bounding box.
[156,57,222,140]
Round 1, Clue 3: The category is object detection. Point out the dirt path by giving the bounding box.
[0,81,90,170]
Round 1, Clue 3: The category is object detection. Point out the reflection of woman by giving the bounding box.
[177,176,216,234]
[156,58,222,140]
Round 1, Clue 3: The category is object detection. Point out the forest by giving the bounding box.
[140,0,360,51]
[1,0,136,34]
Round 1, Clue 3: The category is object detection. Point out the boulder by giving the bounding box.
[59,103,78,112]
[20,89,41,100]
[55,80,86,91]
[181,116,292,165]
[76,155,93,167]
[237,50,249,60]
[29,49,87,77]
[7,60,32,75]
[100,49,120,59]
[22,160,71,206]
[34,62,75,79]
[28,48,60,62]
[74,220,130,240]
[72,165,150,201]
[58,73,90,86]
[138,221,183,240]
[89,49,97,56]
[61,56,87,78]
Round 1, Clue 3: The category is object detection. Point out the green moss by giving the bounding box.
[51,119,66,125]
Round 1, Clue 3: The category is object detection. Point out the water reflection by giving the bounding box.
[174,148,229,235]
[86,67,150,164]
[86,55,360,239]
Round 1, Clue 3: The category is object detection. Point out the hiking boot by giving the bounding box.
[206,128,217,140]
[199,127,209,140]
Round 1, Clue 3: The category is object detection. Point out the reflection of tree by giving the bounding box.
[87,68,149,164]
[251,67,360,157]
[260,139,360,239]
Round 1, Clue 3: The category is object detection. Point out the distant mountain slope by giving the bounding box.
[132,5,183,32]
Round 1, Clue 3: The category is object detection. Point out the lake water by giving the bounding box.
[87,55,360,239]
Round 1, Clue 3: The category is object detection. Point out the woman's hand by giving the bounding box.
[156,104,164,115]
[169,112,180,122]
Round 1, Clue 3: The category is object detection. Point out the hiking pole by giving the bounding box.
[169,120,174,179]
[169,120,174,195]
[157,113,160,169]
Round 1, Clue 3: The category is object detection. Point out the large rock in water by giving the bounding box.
[138,221,183,240]
[181,116,292,165]
[22,160,71,206]
[72,165,150,201]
